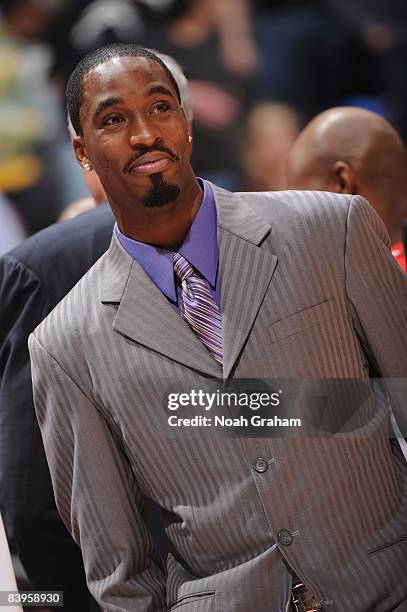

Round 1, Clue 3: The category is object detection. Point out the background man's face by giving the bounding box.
[75,55,192,211]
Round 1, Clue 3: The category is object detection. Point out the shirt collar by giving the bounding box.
[115,179,218,303]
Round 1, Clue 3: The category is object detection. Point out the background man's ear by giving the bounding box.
[332,161,356,194]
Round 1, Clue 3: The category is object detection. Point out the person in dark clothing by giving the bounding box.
[324,0,407,141]
[0,205,114,611]
[147,0,248,189]
[252,0,353,118]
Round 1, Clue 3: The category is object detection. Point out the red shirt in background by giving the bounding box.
[392,242,407,272]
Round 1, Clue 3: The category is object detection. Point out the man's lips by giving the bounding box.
[126,152,175,175]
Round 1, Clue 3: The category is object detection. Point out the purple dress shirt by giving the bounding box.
[115,179,221,312]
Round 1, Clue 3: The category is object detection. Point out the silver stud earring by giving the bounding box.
[82,161,91,171]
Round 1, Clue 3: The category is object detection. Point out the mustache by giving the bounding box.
[123,144,179,174]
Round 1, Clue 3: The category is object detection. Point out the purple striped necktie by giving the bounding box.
[173,252,223,366]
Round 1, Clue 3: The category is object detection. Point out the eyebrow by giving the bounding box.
[94,97,124,119]
[145,85,176,100]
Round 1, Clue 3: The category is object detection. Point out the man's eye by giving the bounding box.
[103,115,124,126]
[151,102,170,115]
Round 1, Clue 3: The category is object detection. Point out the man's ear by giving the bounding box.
[331,161,356,194]
[73,136,93,171]
[180,105,193,140]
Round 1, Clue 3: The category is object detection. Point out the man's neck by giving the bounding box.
[112,175,204,250]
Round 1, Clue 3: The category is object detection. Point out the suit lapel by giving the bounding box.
[99,185,278,380]
[213,185,278,378]
[100,234,222,378]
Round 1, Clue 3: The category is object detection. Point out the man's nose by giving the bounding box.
[128,115,159,148]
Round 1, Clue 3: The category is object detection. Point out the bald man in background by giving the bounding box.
[286,106,407,271]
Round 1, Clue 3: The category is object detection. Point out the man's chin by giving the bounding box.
[141,173,181,208]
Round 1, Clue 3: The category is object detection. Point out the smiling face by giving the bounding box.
[73,55,194,216]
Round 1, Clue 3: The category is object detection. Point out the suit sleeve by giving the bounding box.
[344,195,407,430]
[29,333,167,612]
[0,254,93,610]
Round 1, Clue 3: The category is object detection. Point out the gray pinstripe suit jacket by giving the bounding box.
[29,187,407,612]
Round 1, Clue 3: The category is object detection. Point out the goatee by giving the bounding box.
[141,174,180,208]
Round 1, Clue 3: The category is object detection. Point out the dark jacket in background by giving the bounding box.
[0,204,114,611]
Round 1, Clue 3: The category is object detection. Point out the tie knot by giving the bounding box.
[173,252,195,283]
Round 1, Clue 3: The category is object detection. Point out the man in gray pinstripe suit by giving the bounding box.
[29,44,407,612]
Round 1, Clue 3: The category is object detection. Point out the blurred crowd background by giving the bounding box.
[1,0,407,252]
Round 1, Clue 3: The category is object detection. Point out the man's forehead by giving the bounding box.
[83,55,173,96]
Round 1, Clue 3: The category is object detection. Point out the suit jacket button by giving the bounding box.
[277,529,293,546]
[254,457,268,473]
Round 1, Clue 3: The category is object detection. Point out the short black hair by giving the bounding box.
[66,43,181,135]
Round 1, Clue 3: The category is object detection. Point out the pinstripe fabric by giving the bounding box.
[29,188,407,612]
[173,252,223,365]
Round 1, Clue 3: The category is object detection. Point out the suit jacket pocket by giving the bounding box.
[169,590,216,611]
[368,532,407,554]
[267,298,337,343]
